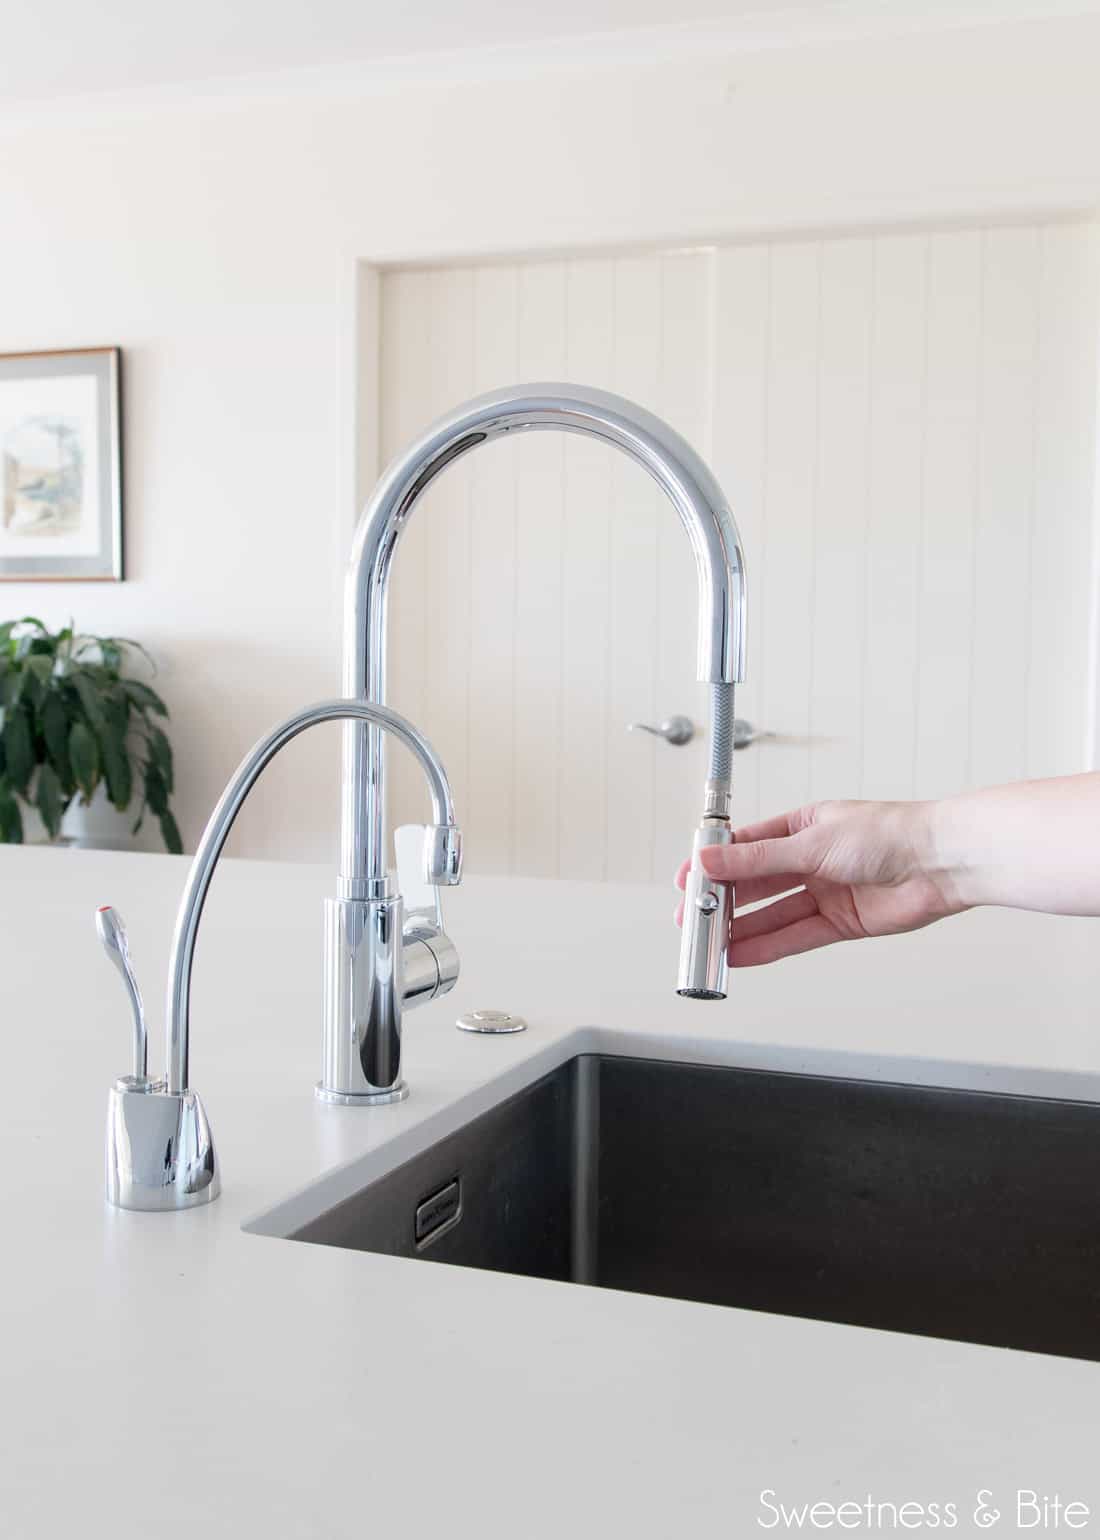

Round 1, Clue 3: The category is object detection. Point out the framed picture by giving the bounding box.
[0,347,123,582]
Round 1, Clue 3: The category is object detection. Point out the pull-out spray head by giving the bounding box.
[676,818,733,999]
[677,683,737,999]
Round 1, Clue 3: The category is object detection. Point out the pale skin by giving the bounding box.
[675,773,1100,967]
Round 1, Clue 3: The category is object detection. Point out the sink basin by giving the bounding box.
[290,1053,1100,1360]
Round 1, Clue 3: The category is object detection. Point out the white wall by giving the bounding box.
[2,8,1100,861]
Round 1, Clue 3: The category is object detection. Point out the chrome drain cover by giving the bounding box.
[456,1009,528,1035]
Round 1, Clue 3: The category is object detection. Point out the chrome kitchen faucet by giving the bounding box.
[99,384,745,1210]
[331,383,746,1079]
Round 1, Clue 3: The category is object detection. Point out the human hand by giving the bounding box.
[675,800,965,967]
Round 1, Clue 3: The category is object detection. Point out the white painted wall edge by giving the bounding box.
[5,0,1100,124]
[1087,226,1100,771]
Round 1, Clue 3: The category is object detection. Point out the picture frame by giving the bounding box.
[0,347,123,582]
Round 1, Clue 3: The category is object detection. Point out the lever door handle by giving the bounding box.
[627,715,694,746]
[733,719,775,750]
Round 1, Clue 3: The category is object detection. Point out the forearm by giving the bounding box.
[932,772,1100,916]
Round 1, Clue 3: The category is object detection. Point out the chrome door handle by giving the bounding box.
[627,714,694,746]
[733,719,774,750]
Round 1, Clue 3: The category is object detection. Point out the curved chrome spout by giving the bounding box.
[340,384,747,895]
[167,698,460,1096]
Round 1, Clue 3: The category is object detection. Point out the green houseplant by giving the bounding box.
[0,617,182,852]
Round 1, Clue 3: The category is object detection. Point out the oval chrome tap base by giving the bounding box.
[106,1082,218,1211]
[314,1081,410,1107]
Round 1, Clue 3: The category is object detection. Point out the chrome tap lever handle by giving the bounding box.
[393,822,463,937]
[394,823,462,1010]
[95,905,149,1081]
[394,823,442,936]
[627,714,695,746]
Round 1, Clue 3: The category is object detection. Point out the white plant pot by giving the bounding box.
[23,783,142,852]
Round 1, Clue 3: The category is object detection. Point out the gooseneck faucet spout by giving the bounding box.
[340,384,746,897]
[101,697,461,1211]
[167,698,460,1098]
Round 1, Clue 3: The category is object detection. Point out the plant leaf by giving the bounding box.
[158,808,183,855]
[148,726,174,794]
[101,724,133,811]
[34,762,62,840]
[143,763,168,816]
[40,692,73,790]
[69,720,99,800]
[2,706,34,793]
[25,653,53,686]
[70,669,107,732]
[116,638,157,673]
[104,687,129,739]
[0,781,24,844]
[13,668,39,712]
[123,679,169,717]
[98,640,122,672]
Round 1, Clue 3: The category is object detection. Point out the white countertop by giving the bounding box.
[3,843,1100,1538]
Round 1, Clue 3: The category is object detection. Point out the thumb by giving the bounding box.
[700,830,819,883]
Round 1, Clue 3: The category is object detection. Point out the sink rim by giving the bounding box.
[243,1023,1100,1243]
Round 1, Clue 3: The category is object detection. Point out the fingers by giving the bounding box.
[729,889,818,944]
[727,810,804,845]
[731,911,843,967]
[700,827,820,885]
[676,812,807,891]
[734,874,807,908]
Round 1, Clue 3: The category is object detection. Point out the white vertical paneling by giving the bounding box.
[969,227,1041,791]
[514,263,567,876]
[559,261,614,880]
[712,244,771,825]
[862,234,928,799]
[373,219,1098,882]
[381,268,432,835]
[808,239,873,805]
[355,264,381,509]
[759,241,821,817]
[1028,224,1100,781]
[654,251,713,883]
[604,256,662,883]
[914,231,982,800]
[467,265,519,872]
[419,270,476,836]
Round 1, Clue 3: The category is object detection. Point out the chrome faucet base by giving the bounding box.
[106,1080,218,1211]
[314,1081,409,1107]
[322,893,405,1098]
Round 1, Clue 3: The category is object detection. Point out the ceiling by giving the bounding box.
[0,0,1094,107]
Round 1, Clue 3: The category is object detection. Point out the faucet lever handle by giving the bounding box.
[394,823,445,937]
[95,904,151,1082]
